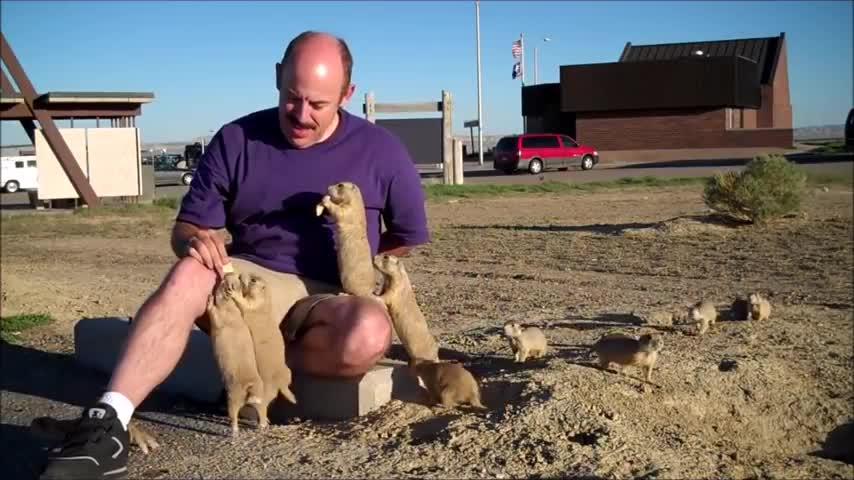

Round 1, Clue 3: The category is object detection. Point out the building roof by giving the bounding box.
[0,91,154,104]
[0,91,155,120]
[619,33,784,85]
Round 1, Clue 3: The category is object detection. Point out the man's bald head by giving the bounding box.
[275,31,356,149]
[281,31,353,95]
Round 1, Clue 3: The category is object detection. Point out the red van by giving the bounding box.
[493,133,599,174]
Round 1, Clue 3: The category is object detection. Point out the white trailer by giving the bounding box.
[0,155,39,193]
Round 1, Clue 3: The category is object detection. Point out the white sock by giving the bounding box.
[99,391,134,430]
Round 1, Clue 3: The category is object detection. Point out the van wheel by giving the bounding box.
[181,173,193,186]
[528,158,543,175]
[581,155,595,170]
[4,180,20,193]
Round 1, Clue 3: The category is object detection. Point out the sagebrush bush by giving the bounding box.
[703,154,807,224]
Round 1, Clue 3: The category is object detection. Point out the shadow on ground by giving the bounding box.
[0,340,179,415]
[813,420,854,465]
[451,214,747,236]
[0,423,46,480]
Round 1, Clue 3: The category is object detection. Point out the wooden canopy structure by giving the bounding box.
[0,31,154,207]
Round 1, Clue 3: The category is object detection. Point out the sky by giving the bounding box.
[0,0,851,146]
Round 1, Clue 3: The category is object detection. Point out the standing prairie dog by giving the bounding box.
[231,272,297,429]
[748,293,772,321]
[690,300,718,335]
[207,273,265,436]
[592,333,663,382]
[409,358,487,410]
[315,181,376,296]
[502,321,548,362]
[373,253,440,362]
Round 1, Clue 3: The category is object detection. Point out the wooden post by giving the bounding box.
[364,91,376,123]
[0,31,99,207]
[0,69,36,144]
[453,138,464,185]
[441,90,453,185]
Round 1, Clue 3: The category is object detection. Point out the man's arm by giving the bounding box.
[379,135,431,256]
[172,126,233,273]
[171,221,201,258]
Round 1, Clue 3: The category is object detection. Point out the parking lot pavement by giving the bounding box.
[2,155,851,210]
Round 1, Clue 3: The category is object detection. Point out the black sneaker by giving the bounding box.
[39,403,129,480]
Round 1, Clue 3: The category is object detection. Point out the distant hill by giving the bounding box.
[794,124,844,141]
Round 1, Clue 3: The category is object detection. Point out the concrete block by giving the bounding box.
[73,317,423,420]
[268,358,422,422]
[74,317,224,403]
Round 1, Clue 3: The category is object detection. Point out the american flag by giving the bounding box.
[511,39,522,58]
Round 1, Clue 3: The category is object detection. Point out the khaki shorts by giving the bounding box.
[211,257,344,341]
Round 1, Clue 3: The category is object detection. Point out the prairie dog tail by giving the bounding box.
[279,385,297,405]
[470,391,489,411]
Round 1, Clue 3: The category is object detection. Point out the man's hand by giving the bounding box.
[172,222,230,277]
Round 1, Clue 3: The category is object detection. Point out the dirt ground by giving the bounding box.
[1,184,853,479]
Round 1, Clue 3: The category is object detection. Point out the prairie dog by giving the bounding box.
[592,333,663,382]
[502,321,548,362]
[690,300,718,335]
[231,272,298,429]
[30,417,161,455]
[748,293,772,321]
[207,273,265,436]
[409,358,487,410]
[316,182,376,296]
[373,254,440,362]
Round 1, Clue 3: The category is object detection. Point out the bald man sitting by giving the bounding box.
[39,31,429,480]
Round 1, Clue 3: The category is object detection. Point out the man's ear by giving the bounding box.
[275,62,282,91]
[339,83,356,106]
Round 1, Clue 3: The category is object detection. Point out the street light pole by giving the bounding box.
[534,36,551,85]
[475,0,484,166]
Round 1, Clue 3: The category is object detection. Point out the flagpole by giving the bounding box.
[520,32,526,133]
[520,32,525,86]
[475,0,484,166]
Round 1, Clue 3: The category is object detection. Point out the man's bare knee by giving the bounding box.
[289,296,391,377]
[337,298,392,369]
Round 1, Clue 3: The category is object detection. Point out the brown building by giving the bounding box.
[522,33,794,162]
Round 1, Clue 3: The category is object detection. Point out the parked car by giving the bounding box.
[153,157,194,186]
[493,133,599,175]
[1,155,38,193]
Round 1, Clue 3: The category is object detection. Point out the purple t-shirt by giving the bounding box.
[177,107,430,285]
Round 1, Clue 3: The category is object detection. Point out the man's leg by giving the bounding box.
[211,258,393,378]
[284,294,393,377]
[109,258,217,404]
[40,257,216,480]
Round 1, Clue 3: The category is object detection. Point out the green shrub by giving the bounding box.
[703,154,807,224]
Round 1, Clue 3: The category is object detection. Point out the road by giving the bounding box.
[2,154,851,208]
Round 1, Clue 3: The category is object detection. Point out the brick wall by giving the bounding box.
[576,107,792,150]
[771,41,793,129]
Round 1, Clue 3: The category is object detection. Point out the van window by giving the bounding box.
[560,135,578,147]
[15,161,23,168]
[495,137,518,151]
[521,136,560,148]
[27,160,36,167]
